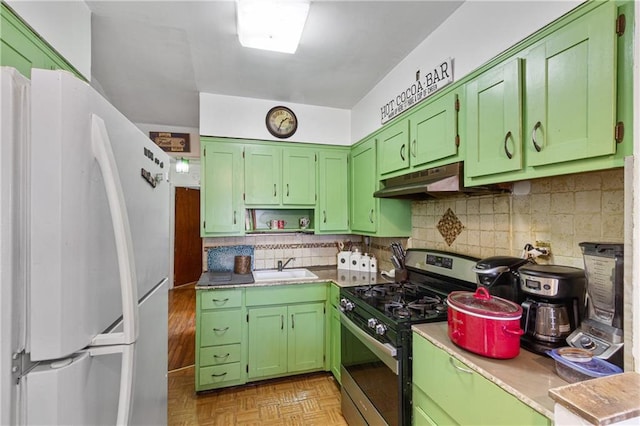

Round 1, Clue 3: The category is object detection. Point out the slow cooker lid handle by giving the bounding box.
[473,287,492,300]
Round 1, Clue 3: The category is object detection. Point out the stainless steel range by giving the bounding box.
[339,249,479,426]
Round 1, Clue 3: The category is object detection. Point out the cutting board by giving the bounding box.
[197,271,254,286]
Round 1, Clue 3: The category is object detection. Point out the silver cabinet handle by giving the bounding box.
[291,314,295,329]
[286,183,289,197]
[411,139,417,157]
[323,210,327,223]
[281,314,284,330]
[449,357,473,374]
[212,298,229,303]
[211,372,227,377]
[400,144,406,161]
[233,210,237,225]
[369,209,374,224]
[213,353,230,359]
[504,131,513,159]
[273,183,277,196]
[532,121,542,152]
[213,327,229,332]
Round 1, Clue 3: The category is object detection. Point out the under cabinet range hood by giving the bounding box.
[373,162,510,199]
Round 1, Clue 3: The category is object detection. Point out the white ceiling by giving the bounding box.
[86,1,464,128]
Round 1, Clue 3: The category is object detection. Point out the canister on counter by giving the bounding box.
[234,255,251,275]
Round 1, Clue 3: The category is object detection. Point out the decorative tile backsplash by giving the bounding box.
[403,168,625,268]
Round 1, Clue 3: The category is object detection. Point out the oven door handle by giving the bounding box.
[340,312,398,374]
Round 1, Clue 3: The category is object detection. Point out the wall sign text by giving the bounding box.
[380,58,454,124]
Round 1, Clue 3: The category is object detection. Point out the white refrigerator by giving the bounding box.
[1,67,170,425]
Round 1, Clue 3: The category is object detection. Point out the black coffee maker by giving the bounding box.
[517,264,586,354]
[473,256,533,304]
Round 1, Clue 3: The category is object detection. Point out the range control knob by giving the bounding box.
[340,298,355,312]
[375,323,387,336]
[367,318,378,328]
[580,336,596,350]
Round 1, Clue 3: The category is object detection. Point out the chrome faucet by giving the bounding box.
[277,257,296,271]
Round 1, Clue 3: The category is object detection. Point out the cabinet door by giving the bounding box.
[282,147,316,205]
[410,92,459,169]
[466,58,523,178]
[350,138,377,233]
[248,306,288,378]
[378,119,410,175]
[201,141,244,235]
[526,2,617,166]
[318,150,349,233]
[244,145,281,205]
[329,307,341,383]
[287,303,325,373]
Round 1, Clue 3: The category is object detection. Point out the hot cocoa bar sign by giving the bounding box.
[380,58,454,124]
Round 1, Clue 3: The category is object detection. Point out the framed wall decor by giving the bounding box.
[149,131,190,152]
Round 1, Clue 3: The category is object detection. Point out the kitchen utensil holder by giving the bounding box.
[395,268,408,283]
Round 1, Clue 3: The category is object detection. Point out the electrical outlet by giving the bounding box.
[535,241,551,248]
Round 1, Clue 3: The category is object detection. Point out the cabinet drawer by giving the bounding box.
[200,289,242,310]
[199,344,242,367]
[200,310,242,346]
[412,385,455,426]
[198,363,242,386]
[245,283,327,306]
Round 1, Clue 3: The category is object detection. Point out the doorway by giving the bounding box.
[174,187,202,287]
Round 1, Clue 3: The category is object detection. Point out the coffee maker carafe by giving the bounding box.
[566,242,624,367]
[518,264,586,354]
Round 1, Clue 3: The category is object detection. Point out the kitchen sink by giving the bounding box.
[253,268,319,282]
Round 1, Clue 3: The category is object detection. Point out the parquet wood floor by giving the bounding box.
[167,284,347,425]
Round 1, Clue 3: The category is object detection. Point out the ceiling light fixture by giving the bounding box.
[236,0,310,54]
[175,157,190,174]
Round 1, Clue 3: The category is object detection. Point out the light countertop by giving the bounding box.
[412,322,569,420]
[195,266,391,290]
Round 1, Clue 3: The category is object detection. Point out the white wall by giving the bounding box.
[6,0,91,80]
[351,0,583,142]
[200,93,350,146]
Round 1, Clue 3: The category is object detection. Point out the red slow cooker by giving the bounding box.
[447,287,524,359]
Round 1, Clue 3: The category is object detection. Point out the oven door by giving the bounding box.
[340,312,401,426]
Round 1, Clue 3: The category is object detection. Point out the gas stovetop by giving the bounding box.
[340,249,481,340]
[343,282,448,322]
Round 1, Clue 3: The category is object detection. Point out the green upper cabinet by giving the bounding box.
[350,137,377,234]
[465,58,523,178]
[244,145,281,205]
[244,144,316,207]
[282,147,317,205]
[378,120,410,175]
[409,91,460,169]
[350,137,411,237]
[0,4,80,78]
[201,139,244,236]
[525,1,617,167]
[317,149,349,233]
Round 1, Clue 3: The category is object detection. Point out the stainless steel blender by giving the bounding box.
[566,242,624,367]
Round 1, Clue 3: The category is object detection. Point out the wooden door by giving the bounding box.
[174,187,201,286]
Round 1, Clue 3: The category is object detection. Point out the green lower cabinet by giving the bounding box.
[412,333,550,426]
[247,306,288,378]
[248,302,325,380]
[195,289,247,392]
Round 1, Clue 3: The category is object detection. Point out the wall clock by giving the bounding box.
[266,106,298,139]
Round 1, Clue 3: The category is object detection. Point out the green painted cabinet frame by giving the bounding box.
[317,149,349,233]
[201,139,245,236]
[328,283,341,383]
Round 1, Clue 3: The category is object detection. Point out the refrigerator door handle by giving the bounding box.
[89,344,135,426]
[90,114,139,346]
